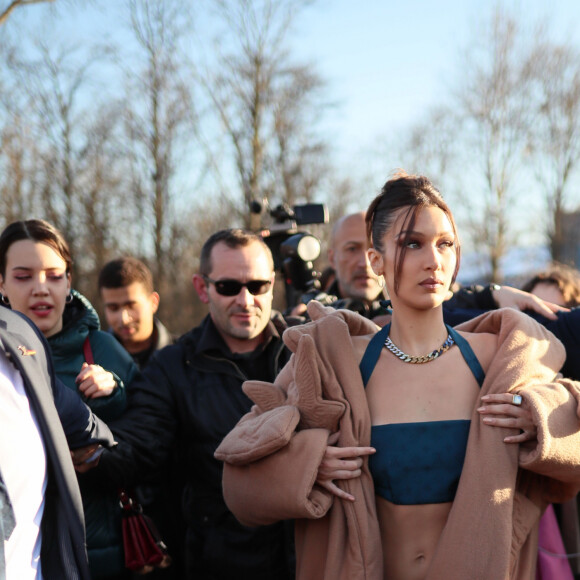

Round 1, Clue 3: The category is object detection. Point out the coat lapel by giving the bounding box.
[0,327,55,419]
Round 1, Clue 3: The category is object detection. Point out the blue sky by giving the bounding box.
[15,0,580,173]
[16,0,580,172]
[290,0,580,171]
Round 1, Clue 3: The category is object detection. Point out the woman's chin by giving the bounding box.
[33,317,62,338]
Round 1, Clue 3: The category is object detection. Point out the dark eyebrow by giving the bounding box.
[105,299,136,307]
[396,229,454,239]
[395,230,419,240]
[11,266,67,274]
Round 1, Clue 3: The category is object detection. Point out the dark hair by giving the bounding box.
[199,229,274,276]
[521,263,580,307]
[0,219,73,278]
[365,171,460,294]
[98,256,154,294]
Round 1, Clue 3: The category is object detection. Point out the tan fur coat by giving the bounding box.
[216,302,580,579]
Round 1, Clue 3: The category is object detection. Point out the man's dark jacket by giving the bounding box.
[299,280,389,319]
[111,315,180,579]
[96,312,295,579]
[0,307,115,580]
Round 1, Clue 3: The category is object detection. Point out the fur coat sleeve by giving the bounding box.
[216,302,383,579]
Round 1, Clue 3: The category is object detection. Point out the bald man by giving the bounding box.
[327,211,383,305]
[293,212,387,319]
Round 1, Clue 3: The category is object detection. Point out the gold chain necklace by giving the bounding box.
[384,333,455,364]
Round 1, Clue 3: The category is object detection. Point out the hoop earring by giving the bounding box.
[378,276,385,289]
[0,293,9,305]
[66,293,73,304]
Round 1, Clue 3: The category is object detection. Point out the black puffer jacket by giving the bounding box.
[97,313,295,580]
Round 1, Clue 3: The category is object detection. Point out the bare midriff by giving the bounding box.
[376,495,451,580]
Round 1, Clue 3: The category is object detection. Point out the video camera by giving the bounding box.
[250,200,328,309]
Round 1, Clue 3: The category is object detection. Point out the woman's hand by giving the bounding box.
[477,393,537,443]
[76,362,117,398]
[316,431,375,501]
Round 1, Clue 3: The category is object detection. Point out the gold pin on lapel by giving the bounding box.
[17,345,36,356]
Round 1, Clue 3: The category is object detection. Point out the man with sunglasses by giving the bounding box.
[91,229,295,580]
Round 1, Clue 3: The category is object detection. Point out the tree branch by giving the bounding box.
[0,0,54,26]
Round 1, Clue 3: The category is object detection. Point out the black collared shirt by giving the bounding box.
[199,316,282,383]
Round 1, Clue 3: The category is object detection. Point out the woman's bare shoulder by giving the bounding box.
[351,333,375,364]
[456,330,498,372]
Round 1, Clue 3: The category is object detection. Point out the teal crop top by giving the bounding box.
[360,324,485,505]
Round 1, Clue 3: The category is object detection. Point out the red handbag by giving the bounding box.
[119,490,172,574]
[82,337,171,574]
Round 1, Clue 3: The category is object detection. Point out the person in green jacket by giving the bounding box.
[0,218,137,580]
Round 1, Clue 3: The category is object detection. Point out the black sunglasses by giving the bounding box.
[203,276,272,297]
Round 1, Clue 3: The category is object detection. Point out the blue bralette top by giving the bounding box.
[359,324,485,506]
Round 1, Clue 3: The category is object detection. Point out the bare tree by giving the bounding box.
[0,0,53,26]
[272,63,329,205]
[122,0,197,293]
[0,38,39,224]
[0,47,43,226]
[452,8,535,282]
[9,42,106,268]
[0,34,128,296]
[162,197,235,331]
[203,0,327,227]
[395,106,460,188]
[75,101,133,300]
[0,110,44,224]
[526,41,580,262]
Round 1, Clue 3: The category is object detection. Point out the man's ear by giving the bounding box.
[150,291,160,314]
[192,274,210,304]
[328,248,336,269]
[367,248,383,277]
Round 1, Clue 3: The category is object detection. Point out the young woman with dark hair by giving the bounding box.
[0,219,137,580]
[217,172,580,580]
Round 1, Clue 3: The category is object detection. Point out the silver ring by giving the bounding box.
[512,394,522,406]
